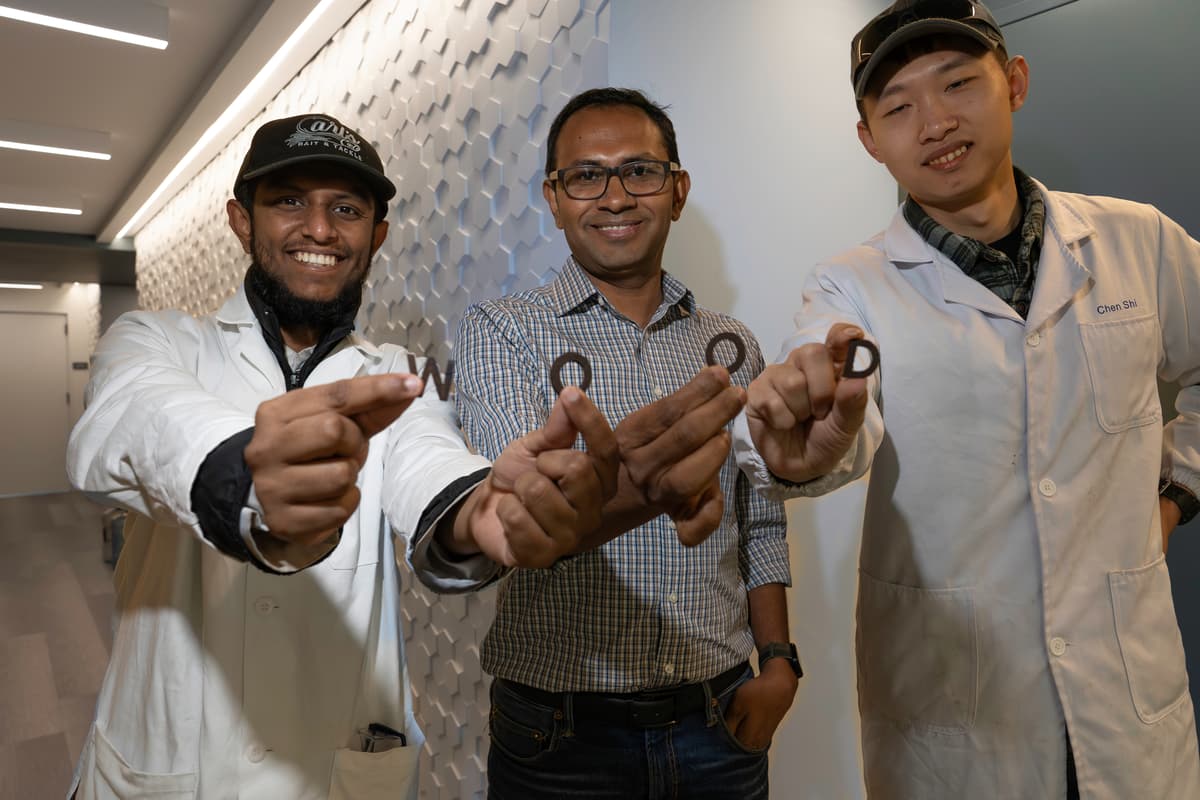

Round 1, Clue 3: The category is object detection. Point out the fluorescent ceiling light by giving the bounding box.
[114,0,337,240]
[0,201,82,215]
[0,282,44,290]
[0,182,84,215]
[0,0,168,50]
[0,140,110,160]
[0,118,111,160]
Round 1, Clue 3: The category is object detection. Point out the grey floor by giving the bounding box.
[0,492,113,800]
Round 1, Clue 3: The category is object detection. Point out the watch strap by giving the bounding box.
[1160,479,1200,526]
[757,641,803,678]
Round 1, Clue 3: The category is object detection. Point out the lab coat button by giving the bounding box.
[246,743,266,763]
[1049,637,1067,657]
[1026,332,1041,347]
[254,597,275,615]
[1038,478,1057,497]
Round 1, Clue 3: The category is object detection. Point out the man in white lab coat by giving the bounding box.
[735,1,1200,797]
[66,113,618,799]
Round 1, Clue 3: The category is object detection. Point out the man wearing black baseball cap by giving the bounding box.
[67,112,620,799]
[736,1,1200,797]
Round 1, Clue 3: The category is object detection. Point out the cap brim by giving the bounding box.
[238,152,397,202]
[854,19,999,100]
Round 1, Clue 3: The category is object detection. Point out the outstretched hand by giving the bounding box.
[246,373,425,546]
[745,323,871,484]
[614,365,746,546]
[452,387,620,567]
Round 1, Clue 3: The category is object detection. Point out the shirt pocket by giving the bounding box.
[1078,314,1162,433]
[1109,556,1190,723]
[329,744,419,800]
[857,570,978,734]
[91,722,197,799]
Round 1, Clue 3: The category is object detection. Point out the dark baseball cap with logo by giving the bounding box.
[234,113,396,205]
[851,0,1005,100]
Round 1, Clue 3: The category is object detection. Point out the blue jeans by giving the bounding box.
[486,667,769,800]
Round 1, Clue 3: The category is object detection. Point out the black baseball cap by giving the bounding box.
[851,0,1005,100]
[234,113,396,205]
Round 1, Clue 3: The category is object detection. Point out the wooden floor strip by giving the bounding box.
[0,492,112,799]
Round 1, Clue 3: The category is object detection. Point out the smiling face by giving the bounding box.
[227,162,388,345]
[857,45,1028,218]
[542,104,689,289]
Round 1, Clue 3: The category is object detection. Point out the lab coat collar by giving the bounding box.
[216,285,382,361]
[1025,181,1094,331]
[882,205,1024,322]
[215,285,382,391]
[882,206,934,267]
[881,182,1096,327]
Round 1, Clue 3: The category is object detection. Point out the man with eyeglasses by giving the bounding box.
[447,88,795,799]
[735,1,1200,797]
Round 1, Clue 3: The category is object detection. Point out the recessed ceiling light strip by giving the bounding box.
[0,4,168,49]
[0,139,111,160]
[0,201,82,215]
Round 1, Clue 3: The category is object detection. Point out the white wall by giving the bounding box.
[610,1,896,797]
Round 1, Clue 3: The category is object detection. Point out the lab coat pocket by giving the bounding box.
[329,745,419,800]
[1109,556,1189,723]
[91,722,196,799]
[1079,314,1161,433]
[857,571,978,734]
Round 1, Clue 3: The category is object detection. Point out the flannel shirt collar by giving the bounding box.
[549,255,696,321]
[901,168,1046,276]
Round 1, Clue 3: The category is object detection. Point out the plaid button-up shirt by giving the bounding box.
[903,168,1046,317]
[454,257,790,692]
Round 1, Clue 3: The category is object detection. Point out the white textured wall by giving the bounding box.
[133,1,609,798]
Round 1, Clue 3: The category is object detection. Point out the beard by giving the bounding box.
[244,231,369,333]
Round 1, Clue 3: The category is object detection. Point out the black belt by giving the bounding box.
[499,662,748,729]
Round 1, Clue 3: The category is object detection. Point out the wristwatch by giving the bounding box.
[758,642,803,679]
[1160,479,1200,526]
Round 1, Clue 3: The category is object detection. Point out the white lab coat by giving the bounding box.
[67,287,490,800]
[737,185,1200,798]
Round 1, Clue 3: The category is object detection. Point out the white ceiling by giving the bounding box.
[0,0,372,285]
[0,0,267,238]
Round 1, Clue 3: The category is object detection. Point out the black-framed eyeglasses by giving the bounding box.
[851,0,1002,87]
[547,160,681,201]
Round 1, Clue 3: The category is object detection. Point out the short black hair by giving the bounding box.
[233,174,388,224]
[857,34,1010,120]
[545,87,680,174]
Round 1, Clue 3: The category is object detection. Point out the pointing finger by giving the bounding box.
[258,374,425,431]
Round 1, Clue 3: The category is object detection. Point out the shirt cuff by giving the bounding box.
[408,467,507,593]
[1160,475,1200,525]
[239,486,341,574]
[733,411,863,501]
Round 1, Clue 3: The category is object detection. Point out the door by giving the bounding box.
[0,312,70,495]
